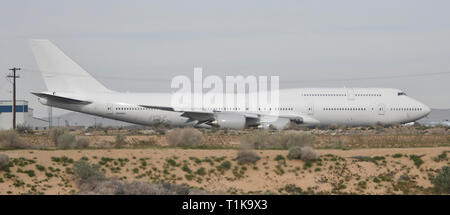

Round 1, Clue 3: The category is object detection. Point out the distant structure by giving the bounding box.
[0,100,48,130]
[417,109,450,127]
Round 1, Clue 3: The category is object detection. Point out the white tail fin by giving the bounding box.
[30,39,111,94]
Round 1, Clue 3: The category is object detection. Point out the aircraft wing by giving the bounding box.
[139,105,260,124]
[139,104,319,127]
[139,105,216,124]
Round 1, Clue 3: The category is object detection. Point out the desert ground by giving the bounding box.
[0,125,449,195]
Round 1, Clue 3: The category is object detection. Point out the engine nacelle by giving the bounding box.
[268,118,291,130]
[212,113,247,129]
[38,97,49,105]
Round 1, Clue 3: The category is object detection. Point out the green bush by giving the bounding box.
[195,167,206,176]
[167,159,177,166]
[409,155,424,168]
[274,155,285,161]
[166,128,203,147]
[35,164,46,172]
[219,161,232,171]
[431,166,450,194]
[181,164,192,173]
[0,154,9,171]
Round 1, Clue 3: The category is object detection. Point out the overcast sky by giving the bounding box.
[1,0,450,117]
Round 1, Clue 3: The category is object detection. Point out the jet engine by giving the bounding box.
[209,113,247,129]
[38,97,49,105]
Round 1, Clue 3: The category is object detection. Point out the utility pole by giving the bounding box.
[48,106,53,129]
[7,67,20,130]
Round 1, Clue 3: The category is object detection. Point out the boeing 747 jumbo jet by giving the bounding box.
[30,40,431,129]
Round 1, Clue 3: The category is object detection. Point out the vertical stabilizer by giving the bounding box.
[30,39,111,94]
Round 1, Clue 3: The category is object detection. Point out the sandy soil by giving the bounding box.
[1,147,449,195]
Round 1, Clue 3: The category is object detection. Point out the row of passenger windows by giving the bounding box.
[304,93,346,97]
[115,107,294,112]
[323,107,367,111]
[115,107,151,111]
[322,107,423,112]
[303,93,382,97]
[355,94,382,97]
[202,107,294,111]
[115,106,421,112]
[390,107,423,111]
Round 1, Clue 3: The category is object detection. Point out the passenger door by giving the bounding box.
[106,103,114,116]
[378,103,385,115]
[306,103,314,115]
[347,88,355,101]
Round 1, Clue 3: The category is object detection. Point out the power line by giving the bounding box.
[7,67,21,130]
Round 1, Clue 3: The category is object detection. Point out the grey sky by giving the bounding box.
[1,0,450,117]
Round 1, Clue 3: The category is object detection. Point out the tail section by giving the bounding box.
[30,39,111,94]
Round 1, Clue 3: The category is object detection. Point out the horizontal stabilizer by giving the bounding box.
[31,92,91,105]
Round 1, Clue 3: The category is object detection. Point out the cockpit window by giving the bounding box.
[398,92,406,96]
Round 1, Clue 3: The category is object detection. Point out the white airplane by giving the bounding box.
[30,40,431,129]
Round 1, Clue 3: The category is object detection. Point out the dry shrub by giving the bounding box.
[56,132,76,149]
[287,146,318,161]
[0,153,9,171]
[166,128,203,147]
[49,127,80,149]
[237,149,261,164]
[287,146,303,160]
[73,160,207,195]
[16,125,35,134]
[427,127,448,135]
[115,133,127,148]
[0,130,32,149]
[240,131,315,149]
[49,127,68,145]
[78,179,206,195]
[76,138,90,149]
[298,146,318,161]
[136,137,158,148]
[99,141,113,149]
[278,132,315,148]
